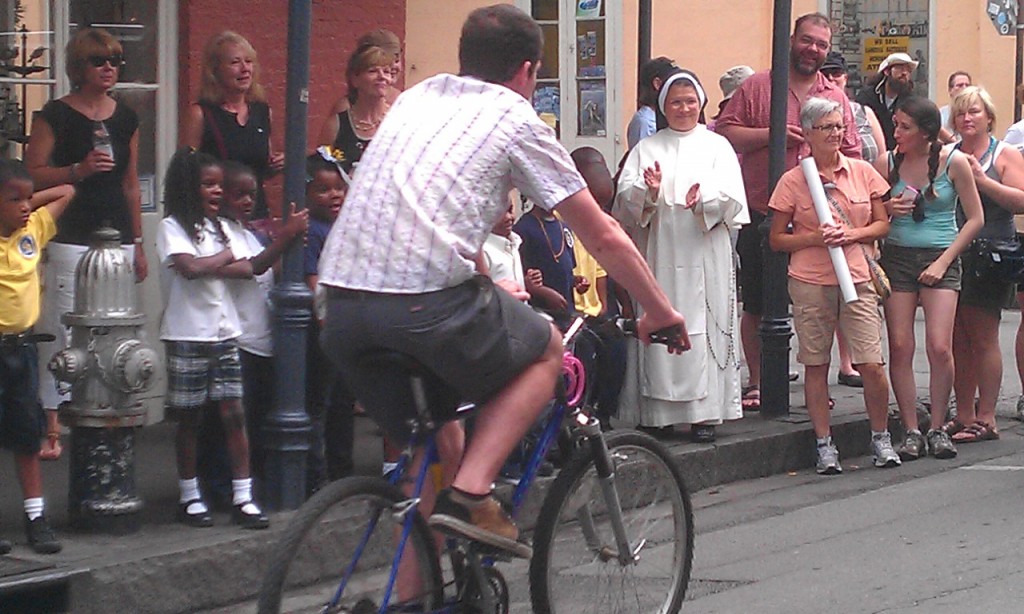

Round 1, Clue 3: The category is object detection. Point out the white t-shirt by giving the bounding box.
[1005,120,1024,153]
[318,73,587,294]
[222,218,274,357]
[156,216,241,342]
[482,231,525,287]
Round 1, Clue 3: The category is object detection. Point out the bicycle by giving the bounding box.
[257,316,694,614]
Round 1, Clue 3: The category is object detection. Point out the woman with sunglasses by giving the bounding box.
[947,87,1024,443]
[24,27,145,462]
[872,96,983,461]
[181,31,283,220]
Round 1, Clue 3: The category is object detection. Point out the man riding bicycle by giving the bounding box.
[318,4,689,559]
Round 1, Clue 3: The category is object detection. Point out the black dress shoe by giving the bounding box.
[177,499,213,528]
[232,501,269,530]
[837,372,864,387]
[690,424,716,443]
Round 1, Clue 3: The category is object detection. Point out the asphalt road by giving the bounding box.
[686,424,1024,613]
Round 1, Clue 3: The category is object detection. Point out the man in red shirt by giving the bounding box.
[717,12,861,410]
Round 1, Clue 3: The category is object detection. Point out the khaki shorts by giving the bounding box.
[789,278,885,367]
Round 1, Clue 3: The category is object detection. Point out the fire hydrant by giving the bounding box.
[48,227,160,534]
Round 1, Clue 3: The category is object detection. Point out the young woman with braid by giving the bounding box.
[872,96,984,462]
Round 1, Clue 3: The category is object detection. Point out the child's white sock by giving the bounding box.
[232,478,253,505]
[24,497,43,521]
[179,478,207,514]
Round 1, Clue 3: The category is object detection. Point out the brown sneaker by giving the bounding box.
[428,489,532,559]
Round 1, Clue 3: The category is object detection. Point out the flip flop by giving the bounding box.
[951,421,999,443]
[742,386,760,411]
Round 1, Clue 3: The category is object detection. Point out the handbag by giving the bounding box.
[822,188,892,299]
[971,237,1024,283]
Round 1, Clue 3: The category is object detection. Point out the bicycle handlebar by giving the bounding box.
[561,315,686,353]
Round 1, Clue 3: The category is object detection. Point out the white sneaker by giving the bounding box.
[871,432,902,468]
[815,441,842,475]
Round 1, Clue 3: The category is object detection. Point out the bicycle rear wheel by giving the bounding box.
[257,477,443,614]
[529,431,693,614]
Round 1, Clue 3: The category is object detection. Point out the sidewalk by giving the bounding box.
[1,310,1022,613]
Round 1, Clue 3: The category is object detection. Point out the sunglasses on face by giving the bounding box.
[87,54,125,68]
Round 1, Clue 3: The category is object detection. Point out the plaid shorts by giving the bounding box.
[164,340,243,410]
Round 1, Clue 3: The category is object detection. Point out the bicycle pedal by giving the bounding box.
[466,542,514,562]
[390,497,420,521]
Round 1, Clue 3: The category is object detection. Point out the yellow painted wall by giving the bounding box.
[646,1,820,118]
[405,0,507,87]
[406,1,1021,138]
[933,0,1017,135]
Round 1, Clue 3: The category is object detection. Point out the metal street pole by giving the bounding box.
[263,0,313,511]
[760,0,793,418]
[638,0,652,70]
[1016,24,1023,123]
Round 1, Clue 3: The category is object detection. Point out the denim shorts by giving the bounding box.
[960,246,1014,314]
[879,244,961,293]
[0,343,45,454]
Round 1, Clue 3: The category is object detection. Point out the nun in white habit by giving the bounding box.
[613,70,749,442]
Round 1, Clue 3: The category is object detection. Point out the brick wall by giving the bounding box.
[178,0,405,204]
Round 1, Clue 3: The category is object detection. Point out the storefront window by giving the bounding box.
[829,0,930,98]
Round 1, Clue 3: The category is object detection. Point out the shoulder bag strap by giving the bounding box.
[200,103,229,160]
[822,185,877,266]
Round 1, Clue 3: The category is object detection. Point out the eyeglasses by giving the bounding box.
[810,123,845,133]
[87,54,125,68]
[912,191,925,222]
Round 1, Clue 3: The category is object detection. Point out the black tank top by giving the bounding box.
[331,110,371,169]
[39,98,139,245]
[199,101,272,218]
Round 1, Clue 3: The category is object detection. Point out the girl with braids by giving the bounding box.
[156,148,268,530]
[948,87,1024,442]
[872,96,984,462]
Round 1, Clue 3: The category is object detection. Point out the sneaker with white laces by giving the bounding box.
[927,429,957,459]
[815,441,843,475]
[871,432,902,468]
[897,430,927,461]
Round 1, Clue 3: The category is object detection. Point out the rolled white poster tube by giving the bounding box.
[799,157,858,304]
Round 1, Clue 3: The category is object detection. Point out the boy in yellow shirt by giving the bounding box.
[0,159,74,553]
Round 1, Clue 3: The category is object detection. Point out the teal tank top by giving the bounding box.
[887,150,961,249]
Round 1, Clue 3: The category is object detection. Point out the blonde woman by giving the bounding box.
[181,31,283,219]
[24,27,145,461]
[949,86,1024,442]
[316,42,395,170]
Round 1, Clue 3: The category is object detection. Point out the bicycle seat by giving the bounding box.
[357,349,463,431]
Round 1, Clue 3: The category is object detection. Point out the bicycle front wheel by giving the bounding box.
[529,431,693,614]
[257,477,443,614]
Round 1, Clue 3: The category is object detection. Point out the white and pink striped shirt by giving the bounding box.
[318,73,586,294]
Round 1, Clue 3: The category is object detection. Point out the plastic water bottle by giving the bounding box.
[92,121,115,163]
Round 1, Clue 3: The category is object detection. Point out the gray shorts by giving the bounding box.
[880,244,961,293]
[320,276,553,441]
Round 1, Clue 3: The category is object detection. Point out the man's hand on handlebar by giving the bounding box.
[638,310,690,354]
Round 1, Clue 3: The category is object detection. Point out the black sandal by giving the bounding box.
[177,498,213,528]
[691,424,716,443]
[232,501,269,530]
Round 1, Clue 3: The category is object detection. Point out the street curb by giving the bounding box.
[67,411,878,613]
